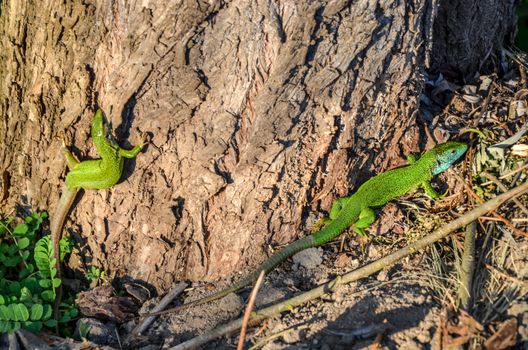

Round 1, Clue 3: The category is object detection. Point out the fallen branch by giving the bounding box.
[169,181,528,350]
[127,281,188,342]
[458,222,476,309]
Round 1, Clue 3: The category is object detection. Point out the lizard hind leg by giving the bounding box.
[59,131,81,170]
[353,207,376,237]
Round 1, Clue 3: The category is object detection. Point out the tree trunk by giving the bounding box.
[0,0,517,290]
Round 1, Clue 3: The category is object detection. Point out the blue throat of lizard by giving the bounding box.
[431,141,467,175]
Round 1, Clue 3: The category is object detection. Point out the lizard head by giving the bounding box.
[431,141,467,175]
[92,109,119,148]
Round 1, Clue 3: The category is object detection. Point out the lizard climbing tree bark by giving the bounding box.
[0,0,518,292]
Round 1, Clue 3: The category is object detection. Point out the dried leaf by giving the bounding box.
[76,285,138,323]
[511,144,528,157]
[483,319,517,350]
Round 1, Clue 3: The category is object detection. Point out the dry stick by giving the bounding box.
[237,271,265,350]
[129,282,188,338]
[458,222,476,309]
[169,182,528,350]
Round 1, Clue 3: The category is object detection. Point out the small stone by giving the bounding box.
[292,247,323,270]
[349,258,360,269]
[367,244,381,259]
[377,269,389,281]
[255,286,286,308]
[334,253,352,268]
[282,328,301,343]
[283,278,295,287]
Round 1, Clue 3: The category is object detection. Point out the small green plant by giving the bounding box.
[85,265,107,284]
[78,320,91,340]
[0,212,76,333]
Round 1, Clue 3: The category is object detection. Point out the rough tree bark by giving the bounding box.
[0,1,517,291]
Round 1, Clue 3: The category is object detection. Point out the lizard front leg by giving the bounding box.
[119,132,148,158]
[312,197,350,232]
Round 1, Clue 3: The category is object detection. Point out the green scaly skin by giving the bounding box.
[147,140,467,317]
[51,109,147,321]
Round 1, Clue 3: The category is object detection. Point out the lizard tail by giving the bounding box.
[145,236,316,317]
[50,186,79,324]
[50,186,79,257]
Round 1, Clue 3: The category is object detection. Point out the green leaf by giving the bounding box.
[68,307,79,318]
[10,321,21,332]
[10,303,29,322]
[23,320,42,332]
[30,304,43,321]
[17,237,30,250]
[59,313,71,323]
[19,287,32,302]
[39,278,52,289]
[43,318,57,328]
[78,321,91,338]
[41,291,54,302]
[0,295,4,305]
[41,304,52,320]
[21,250,30,261]
[0,242,8,254]
[8,282,21,296]
[0,320,9,332]
[4,256,21,267]
[19,264,34,279]
[22,278,39,294]
[59,236,73,261]
[7,244,18,255]
[0,305,12,320]
[12,224,28,236]
[34,236,54,278]
[52,278,62,289]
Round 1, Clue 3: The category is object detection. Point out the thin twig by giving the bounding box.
[481,171,528,215]
[169,182,528,350]
[128,282,188,338]
[480,162,528,186]
[248,325,309,350]
[454,172,528,238]
[237,271,265,350]
[485,264,528,289]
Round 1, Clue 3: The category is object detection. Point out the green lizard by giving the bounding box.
[147,140,467,317]
[51,108,147,320]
